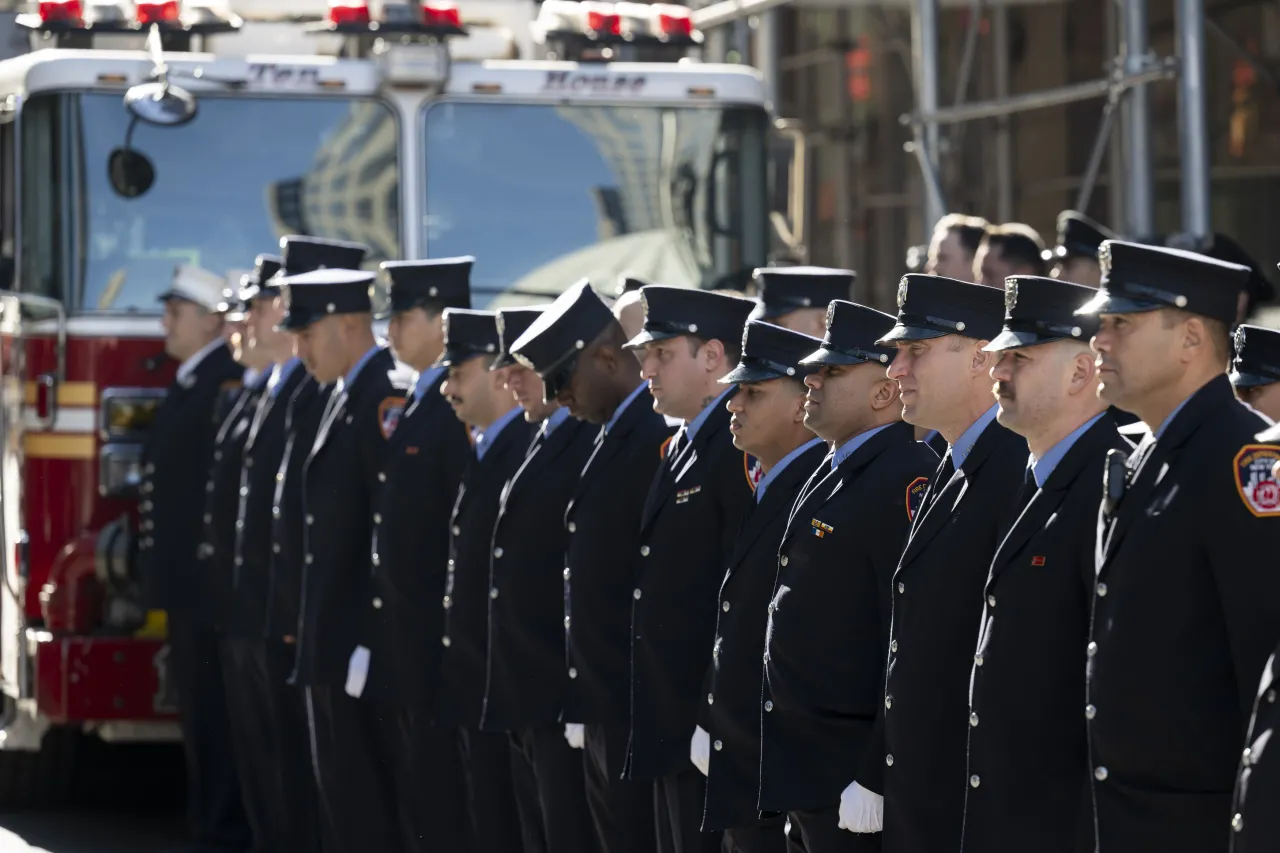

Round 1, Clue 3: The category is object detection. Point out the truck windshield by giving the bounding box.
[20,92,400,313]
[422,101,769,307]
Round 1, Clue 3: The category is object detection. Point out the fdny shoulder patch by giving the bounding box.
[378,396,406,440]
[1233,444,1280,517]
[745,453,763,492]
[905,476,930,522]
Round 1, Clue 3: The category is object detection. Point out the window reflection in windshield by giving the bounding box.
[422,102,768,308]
[22,93,400,313]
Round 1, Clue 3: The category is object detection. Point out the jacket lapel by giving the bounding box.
[641,404,730,531]
[728,442,825,572]
[572,388,657,503]
[508,417,583,504]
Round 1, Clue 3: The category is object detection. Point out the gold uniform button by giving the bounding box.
[306,514,315,525]
[969,712,979,727]
[1094,766,1108,781]
[1086,704,1097,720]
[452,525,461,536]
[890,640,898,653]
[780,555,789,567]
[640,545,650,557]
[568,667,578,679]
[713,740,723,751]
[970,775,980,788]
[987,595,996,608]
[707,694,715,706]
[494,547,504,558]
[1087,642,1098,658]
[722,601,730,612]
[378,472,386,482]
[897,582,905,594]
[885,696,892,710]
[373,513,382,524]
[974,654,984,667]
[1096,582,1108,597]
[372,597,383,609]
[764,700,773,712]
[442,636,451,647]
[885,754,894,767]
[563,568,571,580]
[633,589,642,600]
[490,588,499,599]
[305,554,314,565]
[1232,814,1244,832]
[568,522,576,533]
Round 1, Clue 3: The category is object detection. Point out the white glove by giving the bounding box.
[690,726,710,776]
[837,781,883,833]
[564,723,585,750]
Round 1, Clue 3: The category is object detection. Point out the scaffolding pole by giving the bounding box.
[1121,0,1154,238]
[912,0,945,236]
[1176,0,1212,241]
[754,10,781,110]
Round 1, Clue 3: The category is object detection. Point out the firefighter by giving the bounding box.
[1075,240,1280,852]
[622,287,756,853]
[222,252,323,853]
[263,237,365,852]
[434,308,539,851]
[356,258,476,852]
[696,320,827,853]
[139,263,249,853]
[1230,324,1280,421]
[508,279,672,853]
[756,300,934,853]
[960,275,1129,853]
[1229,635,1280,853]
[844,275,1026,852]
[924,213,989,283]
[974,223,1048,288]
[278,261,410,852]
[749,266,854,339]
[483,305,599,853]
[1044,210,1116,288]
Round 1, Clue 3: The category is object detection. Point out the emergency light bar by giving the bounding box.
[532,0,701,47]
[307,0,466,36]
[19,0,241,34]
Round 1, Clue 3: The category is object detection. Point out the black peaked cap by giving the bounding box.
[436,308,501,367]
[381,256,474,317]
[751,266,856,322]
[1230,323,1280,388]
[493,306,547,370]
[1075,240,1250,324]
[1046,210,1116,262]
[509,279,615,400]
[624,286,755,350]
[877,274,1005,344]
[985,275,1099,351]
[616,274,650,297]
[278,268,376,331]
[276,235,369,281]
[722,321,823,384]
[801,300,897,367]
[238,254,284,302]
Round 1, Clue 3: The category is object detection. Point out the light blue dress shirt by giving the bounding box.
[832,423,895,470]
[951,405,1000,470]
[475,406,523,461]
[1029,412,1105,488]
[341,345,382,391]
[1154,396,1193,439]
[756,437,824,503]
[542,406,572,438]
[685,386,736,443]
[268,358,302,399]
[413,365,445,401]
[605,383,649,435]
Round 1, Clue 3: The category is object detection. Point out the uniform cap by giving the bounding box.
[616,274,650,297]
[508,279,615,401]
[493,306,547,370]
[217,272,249,321]
[436,308,501,367]
[1045,210,1116,262]
[1230,324,1280,388]
[721,321,823,384]
[237,254,284,303]
[381,256,474,318]
[1075,240,1249,324]
[275,235,369,281]
[624,286,754,350]
[159,264,226,312]
[1193,233,1274,304]
[750,266,856,322]
[800,300,897,366]
[876,274,1005,344]
[984,276,1099,352]
[277,268,376,331]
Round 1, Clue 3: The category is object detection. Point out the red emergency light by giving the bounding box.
[135,0,181,24]
[311,0,466,36]
[37,0,83,24]
[534,0,702,48]
[421,1,460,29]
[326,0,370,26]
[22,0,241,35]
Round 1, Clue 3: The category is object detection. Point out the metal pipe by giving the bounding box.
[1076,96,1119,214]
[912,0,944,233]
[691,0,791,33]
[992,3,1012,221]
[1121,0,1154,237]
[754,9,780,110]
[900,59,1175,127]
[909,132,949,227]
[1176,0,1211,239]
[1105,0,1124,230]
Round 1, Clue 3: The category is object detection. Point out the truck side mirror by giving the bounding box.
[769,117,809,262]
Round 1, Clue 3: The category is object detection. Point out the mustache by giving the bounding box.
[995,381,1015,400]
[446,395,464,406]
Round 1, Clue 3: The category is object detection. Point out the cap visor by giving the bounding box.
[1230,370,1278,389]
[798,347,870,367]
[623,329,681,351]
[433,346,482,368]
[874,324,945,346]
[491,352,517,371]
[720,364,787,384]
[278,311,319,332]
[747,303,780,323]
[1074,289,1163,316]
[982,328,1049,352]
[237,284,263,303]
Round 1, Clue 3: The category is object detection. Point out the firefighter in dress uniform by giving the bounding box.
[277,262,411,852]
[960,275,1130,853]
[1044,210,1116,288]
[1228,629,1280,853]
[223,252,324,853]
[140,263,249,853]
[845,275,1027,852]
[749,266,855,342]
[757,301,935,852]
[622,286,757,853]
[262,237,364,853]
[434,308,539,852]
[483,305,600,853]
[1229,323,1280,422]
[1074,240,1280,853]
[695,320,827,853]
[508,280,673,853]
[354,257,476,853]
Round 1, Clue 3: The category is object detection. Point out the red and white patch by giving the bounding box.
[378,396,406,440]
[1233,444,1280,517]
[745,454,764,492]
[905,476,930,522]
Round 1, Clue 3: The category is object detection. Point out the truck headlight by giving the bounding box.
[99,389,166,498]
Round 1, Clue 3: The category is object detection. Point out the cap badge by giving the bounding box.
[897,278,909,309]
[1098,242,1113,277]
[640,292,650,320]
[825,301,836,330]
[1005,280,1018,312]
[1235,325,1247,353]
[513,353,536,371]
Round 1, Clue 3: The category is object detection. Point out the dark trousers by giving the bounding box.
[511,723,597,853]
[168,617,249,852]
[305,684,403,852]
[656,768,724,853]
[584,722,658,853]
[262,641,322,853]
[457,726,526,852]
[723,820,790,853]
[786,809,881,853]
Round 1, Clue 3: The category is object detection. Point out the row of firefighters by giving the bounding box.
[137,226,1278,853]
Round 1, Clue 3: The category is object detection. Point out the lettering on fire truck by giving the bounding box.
[248,63,322,87]
[541,70,646,94]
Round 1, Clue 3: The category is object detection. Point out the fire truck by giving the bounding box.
[0,0,807,804]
